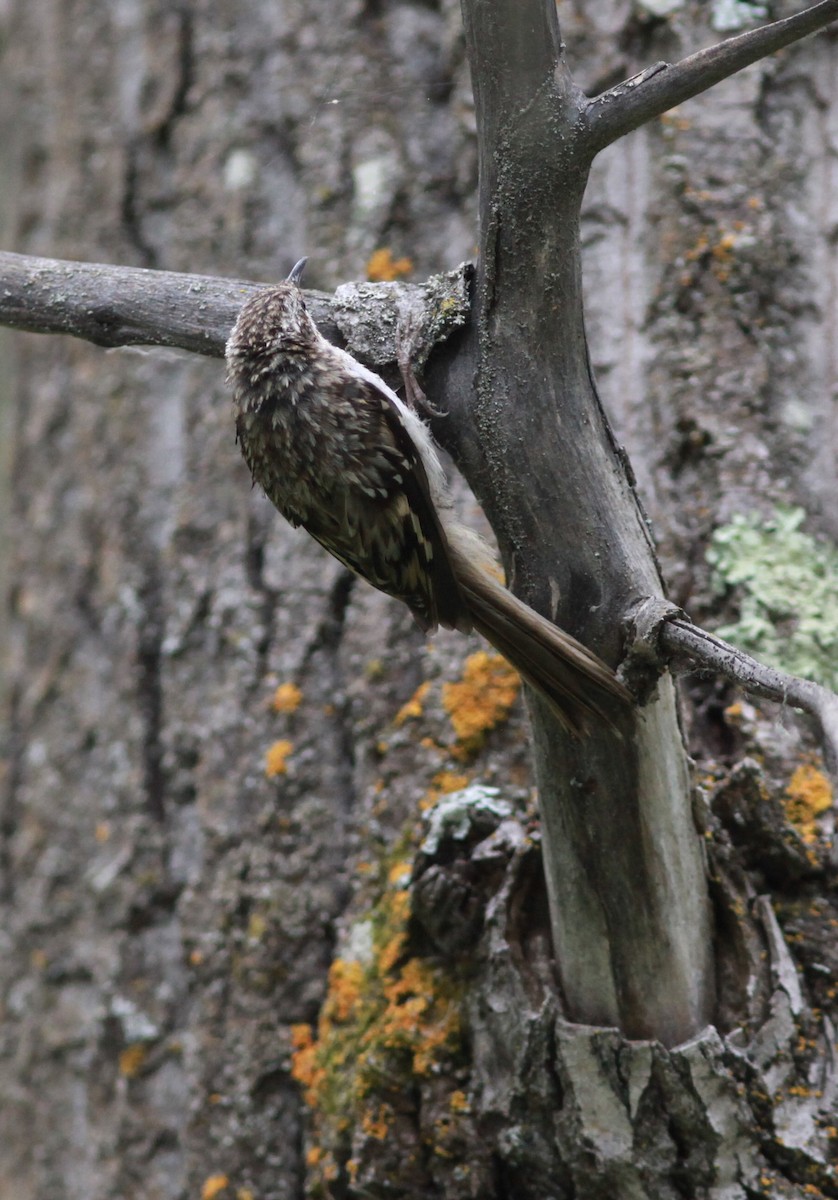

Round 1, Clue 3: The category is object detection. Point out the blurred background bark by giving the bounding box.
[1,1,836,1196]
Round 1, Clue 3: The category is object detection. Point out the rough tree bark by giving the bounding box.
[1,1,837,1198]
[447,0,719,1048]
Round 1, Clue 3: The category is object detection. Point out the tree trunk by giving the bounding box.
[1,1,837,1197]
[447,0,716,1048]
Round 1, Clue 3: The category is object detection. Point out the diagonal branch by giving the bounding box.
[626,598,838,783]
[664,619,838,782]
[584,0,838,153]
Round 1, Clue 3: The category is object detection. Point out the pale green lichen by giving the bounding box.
[420,786,511,858]
[711,0,767,33]
[707,507,838,690]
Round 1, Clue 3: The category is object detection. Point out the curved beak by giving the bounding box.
[286,257,308,286]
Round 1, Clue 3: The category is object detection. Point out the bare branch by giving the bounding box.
[626,599,838,782]
[585,1,838,153]
[664,620,838,778]
[0,251,470,372]
[0,250,261,357]
[0,247,333,350]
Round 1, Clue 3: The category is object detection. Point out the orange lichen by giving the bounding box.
[290,1024,325,1109]
[376,889,411,974]
[387,860,412,887]
[119,1044,148,1078]
[271,682,303,713]
[784,765,833,845]
[95,821,111,843]
[449,1089,470,1112]
[376,929,406,978]
[366,248,413,281]
[361,1102,393,1140]
[201,1175,230,1200]
[420,769,470,811]
[292,1023,315,1050]
[442,651,520,755]
[395,681,431,726]
[292,1024,336,1116]
[323,959,366,1023]
[265,739,294,777]
[290,862,464,1189]
[685,233,710,263]
[379,957,460,1076]
[712,231,737,262]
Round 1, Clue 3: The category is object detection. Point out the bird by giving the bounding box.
[225,258,631,735]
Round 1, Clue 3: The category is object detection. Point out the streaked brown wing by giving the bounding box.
[299,378,464,632]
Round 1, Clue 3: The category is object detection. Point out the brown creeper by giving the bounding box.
[226,259,630,734]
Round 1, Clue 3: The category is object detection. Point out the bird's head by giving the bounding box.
[226,256,316,369]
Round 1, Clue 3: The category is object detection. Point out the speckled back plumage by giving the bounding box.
[226,283,466,631]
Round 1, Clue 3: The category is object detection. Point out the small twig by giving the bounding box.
[754,896,803,1014]
[585,0,838,152]
[663,612,838,782]
[395,312,447,420]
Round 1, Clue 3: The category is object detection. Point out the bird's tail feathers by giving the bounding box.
[446,537,631,736]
